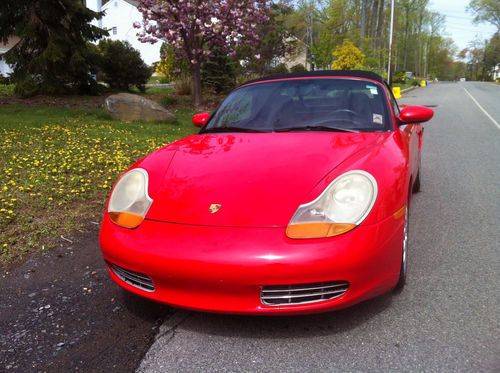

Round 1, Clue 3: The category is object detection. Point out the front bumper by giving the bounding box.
[99,214,404,315]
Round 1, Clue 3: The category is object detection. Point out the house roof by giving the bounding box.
[0,36,21,54]
[102,0,139,9]
[241,70,386,86]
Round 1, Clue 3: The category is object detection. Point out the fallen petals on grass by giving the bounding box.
[0,115,192,263]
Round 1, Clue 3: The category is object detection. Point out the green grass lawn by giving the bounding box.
[131,86,175,95]
[392,82,414,90]
[0,104,198,264]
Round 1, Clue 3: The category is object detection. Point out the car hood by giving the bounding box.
[146,132,389,227]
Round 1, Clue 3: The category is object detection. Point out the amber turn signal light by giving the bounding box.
[109,212,145,229]
[286,222,356,239]
[393,205,406,220]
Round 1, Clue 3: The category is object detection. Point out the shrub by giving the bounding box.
[393,70,407,84]
[155,43,190,82]
[270,63,289,74]
[290,64,307,73]
[14,76,40,98]
[236,73,261,86]
[97,40,152,91]
[159,76,170,84]
[160,95,178,107]
[0,75,12,85]
[0,84,16,96]
[331,40,365,70]
[175,74,192,96]
[410,79,420,87]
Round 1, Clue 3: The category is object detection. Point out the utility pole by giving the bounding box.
[387,0,395,86]
[305,1,314,71]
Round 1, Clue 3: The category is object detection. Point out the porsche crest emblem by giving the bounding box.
[209,203,222,214]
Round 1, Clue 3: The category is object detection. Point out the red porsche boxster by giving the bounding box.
[99,70,434,314]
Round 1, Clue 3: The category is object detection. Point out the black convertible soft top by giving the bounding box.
[241,70,385,86]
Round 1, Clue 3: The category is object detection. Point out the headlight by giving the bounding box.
[286,170,377,239]
[108,168,153,228]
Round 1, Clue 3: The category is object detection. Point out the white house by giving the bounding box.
[85,0,162,66]
[271,37,310,71]
[492,63,500,81]
[0,36,20,77]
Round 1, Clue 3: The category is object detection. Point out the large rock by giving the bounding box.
[105,93,176,123]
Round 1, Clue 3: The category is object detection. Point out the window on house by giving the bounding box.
[112,26,117,35]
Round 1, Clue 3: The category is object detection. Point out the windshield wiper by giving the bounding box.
[274,125,359,133]
[201,126,269,133]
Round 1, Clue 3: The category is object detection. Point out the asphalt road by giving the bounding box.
[138,82,500,372]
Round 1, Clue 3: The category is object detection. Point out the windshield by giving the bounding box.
[202,78,391,133]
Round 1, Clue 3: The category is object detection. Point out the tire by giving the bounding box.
[412,169,421,193]
[394,204,409,291]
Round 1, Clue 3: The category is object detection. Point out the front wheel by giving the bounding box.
[394,205,409,291]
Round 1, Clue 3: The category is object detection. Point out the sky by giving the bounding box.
[429,0,498,52]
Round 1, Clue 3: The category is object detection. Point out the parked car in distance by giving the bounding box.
[99,70,434,315]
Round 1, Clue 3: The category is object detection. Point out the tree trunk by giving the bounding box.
[370,0,379,48]
[427,32,434,77]
[376,0,385,49]
[416,8,425,76]
[403,8,410,70]
[360,0,367,39]
[191,62,202,108]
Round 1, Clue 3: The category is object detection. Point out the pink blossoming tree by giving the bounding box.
[135,0,270,107]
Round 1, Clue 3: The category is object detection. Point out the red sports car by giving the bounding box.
[99,70,433,314]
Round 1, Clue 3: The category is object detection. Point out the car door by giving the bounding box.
[386,86,420,186]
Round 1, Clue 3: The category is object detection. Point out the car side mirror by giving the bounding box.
[398,106,434,124]
[192,112,210,127]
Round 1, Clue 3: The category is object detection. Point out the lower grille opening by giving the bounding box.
[110,264,155,292]
[261,281,348,306]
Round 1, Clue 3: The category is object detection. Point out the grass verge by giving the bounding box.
[392,82,415,90]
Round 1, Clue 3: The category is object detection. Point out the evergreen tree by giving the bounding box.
[238,2,297,75]
[201,48,237,94]
[97,39,152,91]
[0,0,107,96]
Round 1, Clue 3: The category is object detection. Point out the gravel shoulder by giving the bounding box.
[0,224,171,372]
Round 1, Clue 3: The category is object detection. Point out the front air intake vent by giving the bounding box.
[111,264,155,292]
[261,281,348,306]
